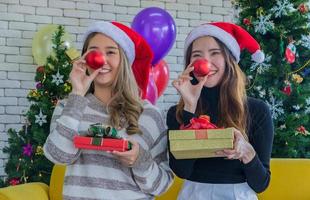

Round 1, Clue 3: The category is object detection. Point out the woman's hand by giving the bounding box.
[172,64,208,113]
[216,128,256,164]
[111,139,139,167]
[69,52,101,96]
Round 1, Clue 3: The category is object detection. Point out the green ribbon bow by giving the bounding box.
[88,123,119,138]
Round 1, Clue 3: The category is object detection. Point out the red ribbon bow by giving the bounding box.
[180,115,218,130]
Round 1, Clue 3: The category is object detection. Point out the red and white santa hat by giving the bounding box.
[82,21,153,98]
[184,22,264,63]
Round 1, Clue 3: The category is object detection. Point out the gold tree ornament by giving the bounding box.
[292,73,303,84]
[28,89,41,99]
[64,82,72,92]
[66,48,80,62]
[35,146,44,156]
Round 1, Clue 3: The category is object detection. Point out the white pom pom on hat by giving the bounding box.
[184,22,265,63]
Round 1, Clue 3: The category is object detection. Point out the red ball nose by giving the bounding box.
[85,50,106,70]
[192,59,210,77]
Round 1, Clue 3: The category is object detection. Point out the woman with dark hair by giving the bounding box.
[167,22,274,200]
[44,21,173,200]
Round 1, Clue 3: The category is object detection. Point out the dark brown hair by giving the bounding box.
[176,36,249,138]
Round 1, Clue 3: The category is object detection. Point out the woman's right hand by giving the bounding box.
[69,54,101,96]
[172,63,208,113]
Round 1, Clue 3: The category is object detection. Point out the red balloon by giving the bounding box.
[192,59,210,77]
[152,60,169,97]
[145,73,158,105]
[85,50,106,69]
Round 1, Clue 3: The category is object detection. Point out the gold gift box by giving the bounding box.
[169,128,234,159]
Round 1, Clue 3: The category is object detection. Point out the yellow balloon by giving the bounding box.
[32,24,73,65]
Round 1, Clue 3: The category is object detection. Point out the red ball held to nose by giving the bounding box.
[85,50,106,70]
[192,59,210,77]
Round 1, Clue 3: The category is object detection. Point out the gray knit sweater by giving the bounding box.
[43,93,173,200]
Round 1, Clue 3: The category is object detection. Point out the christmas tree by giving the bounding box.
[235,0,310,157]
[0,26,73,187]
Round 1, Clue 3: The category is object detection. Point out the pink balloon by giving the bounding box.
[145,73,158,105]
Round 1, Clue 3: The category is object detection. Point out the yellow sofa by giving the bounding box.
[0,159,310,200]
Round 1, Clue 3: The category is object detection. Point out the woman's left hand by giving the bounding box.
[216,129,256,164]
[111,139,139,167]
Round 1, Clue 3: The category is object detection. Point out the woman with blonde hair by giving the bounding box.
[44,21,173,200]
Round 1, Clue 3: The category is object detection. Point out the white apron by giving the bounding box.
[178,180,258,200]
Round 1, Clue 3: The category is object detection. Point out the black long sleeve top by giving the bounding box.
[167,86,274,193]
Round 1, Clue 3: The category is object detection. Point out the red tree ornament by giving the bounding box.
[192,59,210,77]
[36,66,45,73]
[243,18,251,26]
[85,50,106,69]
[298,4,308,14]
[282,85,291,96]
[296,126,308,136]
[9,178,20,186]
[285,42,296,64]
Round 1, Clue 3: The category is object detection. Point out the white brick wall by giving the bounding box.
[0,0,232,177]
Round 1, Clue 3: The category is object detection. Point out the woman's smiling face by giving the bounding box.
[190,36,226,88]
[86,33,121,87]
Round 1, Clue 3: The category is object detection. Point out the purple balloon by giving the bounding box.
[145,73,158,105]
[132,7,176,65]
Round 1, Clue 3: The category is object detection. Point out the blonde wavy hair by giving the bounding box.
[176,37,249,139]
[83,32,143,135]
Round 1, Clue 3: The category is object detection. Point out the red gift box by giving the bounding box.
[73,136,131,152]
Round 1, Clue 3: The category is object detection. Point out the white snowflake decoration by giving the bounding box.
[300,35,310,49]
[250,54,272,74]
[62,62,71,68]
[266,94,284,119]
[259,89,266,98]
[253,14,274,35]
[52,70,64,86]
[279,124,286,130]
[35,109,47,126]
[270,0,295,18]
[305,97,310,114]
[255,86,262,91]
[305,2,310,22]
[306,97,310,105]
[292,105,301,111]
[255,86,266,98]
[294,113,300,119]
